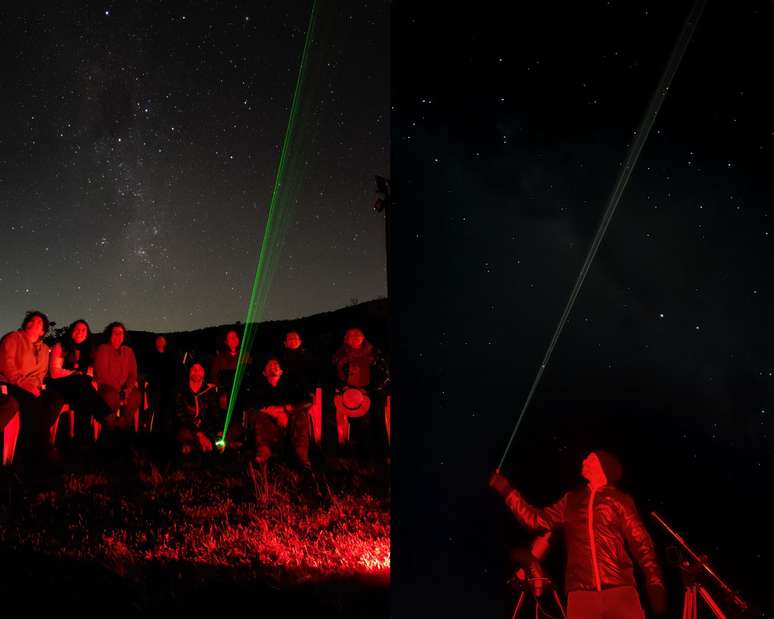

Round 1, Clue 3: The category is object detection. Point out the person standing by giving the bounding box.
[279,330,318,396]
[489,451,667,619]
[210,328,252,414]
[145,334,183,435]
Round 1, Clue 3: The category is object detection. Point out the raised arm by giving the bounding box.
[489,471,567,532]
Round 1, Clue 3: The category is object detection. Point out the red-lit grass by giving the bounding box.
[0,449,390,586]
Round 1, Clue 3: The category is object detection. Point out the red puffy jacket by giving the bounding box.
[505,485,665,593]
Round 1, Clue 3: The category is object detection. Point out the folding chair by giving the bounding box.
[1,384,20,466]
[49,403,75,447]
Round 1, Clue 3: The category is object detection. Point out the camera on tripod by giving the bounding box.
[507,532,567,618]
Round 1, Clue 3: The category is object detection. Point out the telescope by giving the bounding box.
[650,512,750,618]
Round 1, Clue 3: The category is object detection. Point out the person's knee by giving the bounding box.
[93,392,113,417]
[117,391,141,419]
[292,407,310,429]
[177,429,195,451]
[128,389,141,409]
[0,396,19,428]
[46,391,66,414]
[99,386,120,411]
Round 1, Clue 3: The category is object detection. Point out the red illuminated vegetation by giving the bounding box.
[0,446,389,615]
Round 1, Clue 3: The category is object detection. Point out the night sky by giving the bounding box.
[0,1,388,335]
[4,1,774,616]
[392,2,773,618]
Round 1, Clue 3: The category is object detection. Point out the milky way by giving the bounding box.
[0,2,388,333]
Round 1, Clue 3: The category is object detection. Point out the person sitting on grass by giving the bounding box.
[175,362,219,456]
[249,357,312,471]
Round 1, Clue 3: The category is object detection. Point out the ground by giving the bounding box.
[0,434,390,618]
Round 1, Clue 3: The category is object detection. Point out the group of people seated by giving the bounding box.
[0,310,390,476]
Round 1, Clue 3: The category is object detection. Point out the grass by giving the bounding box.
[0,437,389,617]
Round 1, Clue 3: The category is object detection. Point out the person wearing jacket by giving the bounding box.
[332,328,378,389]
[93,321,140,430]
[0,311,64,461]
[48,319,112,436]
[249,357,312,470]
[279,330,318,396]
[175,362,219,455]
[331,327,390,456]
[146,335,184,436]
[209,328,252,413]
[489,451,667,619]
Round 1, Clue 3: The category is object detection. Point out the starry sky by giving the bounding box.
[0,1,388,335]
[392,2,773,617]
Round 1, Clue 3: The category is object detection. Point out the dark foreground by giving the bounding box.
[0,436,390,618]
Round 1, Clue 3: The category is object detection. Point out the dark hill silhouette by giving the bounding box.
[131,297,389,376]
[45,298,389,382]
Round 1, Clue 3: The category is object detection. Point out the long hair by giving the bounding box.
[61,319,93,368]
[67,319,91,341]
[103,321,128,345]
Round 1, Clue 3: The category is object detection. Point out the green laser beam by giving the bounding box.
[220,0,319,443]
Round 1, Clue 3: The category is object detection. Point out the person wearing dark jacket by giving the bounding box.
[489,451,667,619]
[175,363,219,455]
[48,319,112,435]
[279,331,318,396]
[146,335,183,435]
[249,357,312,469]
[210,328,252,413]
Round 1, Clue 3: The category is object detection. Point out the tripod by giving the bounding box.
[677,551,736,619]
[651,512,749,619]
[509,573,566,619]
[683,581,727,619]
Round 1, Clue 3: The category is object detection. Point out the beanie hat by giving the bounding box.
[594,450,622,484]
